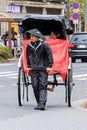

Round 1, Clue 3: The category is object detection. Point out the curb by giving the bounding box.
[72,98,87,111]
[0,59,18,63]
[8,58,18,62]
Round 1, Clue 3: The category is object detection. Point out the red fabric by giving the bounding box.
[22,40,31,75]
[22,39,69,81]
[45,39,69,81]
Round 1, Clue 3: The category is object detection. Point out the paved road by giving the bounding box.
[0,61,87,130]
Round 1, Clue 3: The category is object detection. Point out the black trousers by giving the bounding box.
[31,71,48,106]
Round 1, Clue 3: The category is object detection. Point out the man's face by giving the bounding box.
[30,34,39,42]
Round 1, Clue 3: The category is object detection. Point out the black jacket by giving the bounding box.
[26,40,53,69]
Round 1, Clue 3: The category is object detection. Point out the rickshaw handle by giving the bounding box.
[29,67,46,71]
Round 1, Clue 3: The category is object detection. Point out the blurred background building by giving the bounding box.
[7,0,65,15]
[0,0,66,36]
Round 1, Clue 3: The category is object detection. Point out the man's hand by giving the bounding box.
[28,68,32,71]
[46,67,52,73]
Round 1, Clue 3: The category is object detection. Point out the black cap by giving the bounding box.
[26,28,43,38]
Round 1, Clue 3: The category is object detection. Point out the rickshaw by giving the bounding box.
[17,14,74,107]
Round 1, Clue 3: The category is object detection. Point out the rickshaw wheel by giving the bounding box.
[18,67,29,106]
[67,68,73,107]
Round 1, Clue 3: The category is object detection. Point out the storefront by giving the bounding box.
[0,13,26,56]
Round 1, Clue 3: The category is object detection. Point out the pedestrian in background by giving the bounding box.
[6,37,15,57]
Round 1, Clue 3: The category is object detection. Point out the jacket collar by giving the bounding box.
[29,41,43,51]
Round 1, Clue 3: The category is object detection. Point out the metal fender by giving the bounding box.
[68,57,71,69]
[18,55,22,68]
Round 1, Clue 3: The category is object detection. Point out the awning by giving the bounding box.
[0,12,27,22]
[8,13,27,22]
[0,12,14,22]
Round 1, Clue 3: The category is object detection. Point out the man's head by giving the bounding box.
[27,28,43,42]
[30,34,39,42]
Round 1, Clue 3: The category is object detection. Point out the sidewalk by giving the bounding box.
[0,99,87,130]
[0,102,87,130]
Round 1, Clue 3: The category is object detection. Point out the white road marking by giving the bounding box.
[0,73,17,78]
[75,77,87,80]
[0,84,17,88]
[73,74,87,78]
[0,71,17,74]
[0,71,18,79]
[0,70,87,80]
[74,74,87,80]
[6,76,18,79]
[0,63,16,66]
[0,85,4,88]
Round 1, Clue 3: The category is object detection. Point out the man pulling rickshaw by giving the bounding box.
[26,28,53,110]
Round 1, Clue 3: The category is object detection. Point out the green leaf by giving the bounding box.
[0,45,11,62]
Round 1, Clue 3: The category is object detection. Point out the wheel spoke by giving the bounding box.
[18,67,29,106]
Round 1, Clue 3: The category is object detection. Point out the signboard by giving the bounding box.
[72,2,80,9]
[72,13,79,20]
[73,20,78,24]
[7,5,20,13]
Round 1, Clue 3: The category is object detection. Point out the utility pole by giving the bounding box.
[84,3,87,32]
[65,0,70,39]
[67,0,70,25]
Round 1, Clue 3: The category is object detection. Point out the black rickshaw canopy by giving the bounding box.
[19,14,73,39]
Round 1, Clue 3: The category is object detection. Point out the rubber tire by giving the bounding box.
[18,67,24,106]
[67,69,72,107]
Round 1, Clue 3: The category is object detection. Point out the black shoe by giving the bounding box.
[40,107,45,111]
[34,105,45,111]
[34,106,40,110]
[39,103,45,111]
